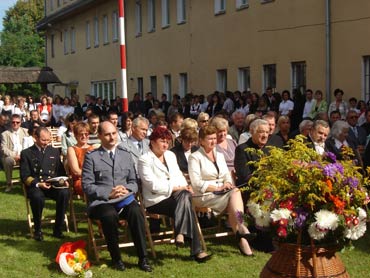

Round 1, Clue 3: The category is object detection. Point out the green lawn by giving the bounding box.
[1,172,370,278]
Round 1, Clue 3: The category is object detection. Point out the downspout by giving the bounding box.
[325,0,331,102]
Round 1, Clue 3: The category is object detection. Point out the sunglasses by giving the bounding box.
[12,121,21,124]
[200,120,209,123]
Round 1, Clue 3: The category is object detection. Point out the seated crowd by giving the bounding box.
[1,86,370,272]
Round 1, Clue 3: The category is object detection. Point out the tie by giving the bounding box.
[352,127,358,138]
[109,151,114,161]
[137,141,143,155]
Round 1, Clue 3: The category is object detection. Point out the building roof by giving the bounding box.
[37,0,106,31]
[0,66,62,84]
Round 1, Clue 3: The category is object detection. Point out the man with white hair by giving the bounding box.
[228,110,245,142]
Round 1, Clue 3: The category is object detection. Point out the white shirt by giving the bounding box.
[12,131,22,154]
[279,100,294,116]
[302,100,314,118]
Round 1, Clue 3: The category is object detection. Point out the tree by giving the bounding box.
[0,0,45,95]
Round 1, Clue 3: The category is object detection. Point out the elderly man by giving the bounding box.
[82,121,152,272]
[2,114,29,192]
[307,120,330,155]
[20,127,69,240]
[228,110,245,142]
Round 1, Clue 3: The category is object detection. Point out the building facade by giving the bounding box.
[38,0,370,103]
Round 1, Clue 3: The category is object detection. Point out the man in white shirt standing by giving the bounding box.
[1,114,29,191]
[302,89,314,119]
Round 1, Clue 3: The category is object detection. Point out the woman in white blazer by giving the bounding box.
[188,125,255,256]
[138,126,211,262]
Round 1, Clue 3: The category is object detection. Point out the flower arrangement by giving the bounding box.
[56,240,92,278]
[244,136,369,245]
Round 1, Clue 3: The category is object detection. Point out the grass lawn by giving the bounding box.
[1,171,370,278]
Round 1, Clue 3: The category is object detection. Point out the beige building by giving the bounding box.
[38,0,370,104]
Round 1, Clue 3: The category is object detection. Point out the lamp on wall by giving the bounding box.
[47,23,63,41]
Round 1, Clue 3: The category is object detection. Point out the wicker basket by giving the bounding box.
[260,242,350,278]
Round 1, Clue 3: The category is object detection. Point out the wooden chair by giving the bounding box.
[22,183,69,237]
[69,186,87,233]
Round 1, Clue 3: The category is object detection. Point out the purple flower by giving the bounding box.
[323,163,344,177]
[345,177,359,189]
[325,152,337,163]
[236,210,244,225]
[294,209,309,229]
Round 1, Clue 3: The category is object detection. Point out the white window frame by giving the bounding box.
[135,0,143,36]
[91,80,117,101]
[85,21,91,49]
[94,17,99,47]
[291,61,306,92]
[164,74,172,99]
[63,29,69,55]
[177,0,186,24]
[161,0,170,28]
[102,15,109,44]
[216,69,227,92]
[112,11,119,42]
[363,56,370,102]
[236,0,249,10]
[214,0,226,15]
[238,67,250,92]
[148,0,156,32]
[263,64,276,91]
[179,73,188,97]
[70,26,76,53]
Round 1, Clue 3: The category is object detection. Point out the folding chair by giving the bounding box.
[22,183,69,237]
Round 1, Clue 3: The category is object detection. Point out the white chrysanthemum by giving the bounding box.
[247,201,262,218]
[357,207,367,221]
[85,270,93,278]
[308,222,327,240]
[315,210,339,230]
[344,221,367,240]
[255,211,271,228]
[270,208,292,222]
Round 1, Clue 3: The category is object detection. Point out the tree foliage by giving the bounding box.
[0,0,44,67]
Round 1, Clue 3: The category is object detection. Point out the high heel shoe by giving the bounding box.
[193,251,212,263]
[175,234,185,248]
[236,231,255,257]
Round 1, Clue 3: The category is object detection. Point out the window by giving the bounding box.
[177,0,186,24]
[238,67,250,91]
[63,29,69,54]
[164,74,171,99]
[50,0,54,11]
[103,15,109,44]
[112,11,119,42]
[148,0,156,32]
[364,56,370,102]
[135,1,143,36]
[57,0,61,7]
[236,0,248,9]
[179,73,188,97]
[91,80,116,100]
[291,61,306,92]
[214,0,226,15]
[161,0,170,28]
[150,76,158,99]
[50,34,55,58]
[137,77,144,100]
[86,21,91,48]
[216,69,227,92]
[70,27,76,53]
[261,0,274,3]
[94,17,99,47]
[263,64,276,90]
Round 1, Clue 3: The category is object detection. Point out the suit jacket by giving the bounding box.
[1,127,29,158]
[188,147,232,194]
[82,146,138,212]
[347,125,367,147]
[234,138,269,186]
[20,145,65,188]
[170,144,199,173]
[138,150,187,207]
[118,137,150,172]
[325,136,361,164]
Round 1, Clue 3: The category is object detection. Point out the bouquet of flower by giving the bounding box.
[244,136,369,245]
[56,240,92,278]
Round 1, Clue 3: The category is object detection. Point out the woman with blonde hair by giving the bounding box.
[197,112,210,129]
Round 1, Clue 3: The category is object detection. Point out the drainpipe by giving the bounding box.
[325,0,331,102]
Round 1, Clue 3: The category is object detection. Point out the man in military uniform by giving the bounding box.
[20,127,69,241]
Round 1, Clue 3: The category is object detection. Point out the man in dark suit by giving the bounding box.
[82,121,152,272]
[20,127,69,241]
[306,120,330,155]
[346,110,367,154]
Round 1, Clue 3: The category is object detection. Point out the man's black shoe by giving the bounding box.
[113,260,126,271]
[138,257,152,272]
[52,231,65,239]
[34,231,44,241]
